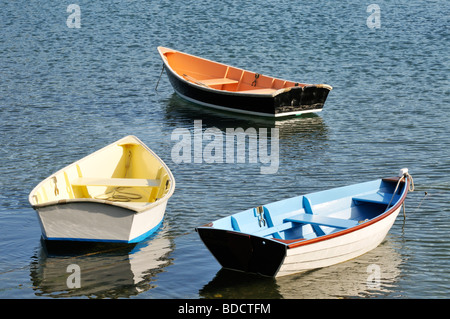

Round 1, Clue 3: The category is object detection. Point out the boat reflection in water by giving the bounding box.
[164,93,329,141]
[275,236,403,298]
[199,236,402,299]
[30,225,173,298]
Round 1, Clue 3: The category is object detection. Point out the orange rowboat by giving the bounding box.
[158,47,332,118]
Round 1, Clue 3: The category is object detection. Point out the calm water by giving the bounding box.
[1,0,449,299]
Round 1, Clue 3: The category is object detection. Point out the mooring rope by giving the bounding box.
[386,171,414,215]
[94,187,142,202]
[413,191,428,213]
[155,64,165,91]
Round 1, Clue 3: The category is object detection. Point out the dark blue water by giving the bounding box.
[1,0,448,299]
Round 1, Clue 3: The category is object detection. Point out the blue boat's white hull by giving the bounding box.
[277,206,400,277]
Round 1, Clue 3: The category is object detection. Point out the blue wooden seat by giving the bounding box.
[253,222,295,238]
[352,193,398,205]
[284,213,358,229]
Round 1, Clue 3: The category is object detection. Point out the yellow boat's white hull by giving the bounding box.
[29,135,175,244]
[35,200,168,243]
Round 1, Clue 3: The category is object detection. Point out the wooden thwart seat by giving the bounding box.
[182,74,238,87]
[284,213,358,229]
[253,222,295,238]
[71,177,160,188]
[352,193,398,205]
[200,78,239,86]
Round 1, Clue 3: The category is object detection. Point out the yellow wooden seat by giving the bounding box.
[71,177,160,187]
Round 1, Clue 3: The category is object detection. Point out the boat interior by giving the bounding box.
[211,178,405,243]
[159,47,306,94]
[30,138,172,206]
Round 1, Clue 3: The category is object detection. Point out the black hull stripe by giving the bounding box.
[164,66,330,117]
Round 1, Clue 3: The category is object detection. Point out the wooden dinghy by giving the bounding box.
[158,47,332,118]
[196,169,413,277]
[29,136,175,244]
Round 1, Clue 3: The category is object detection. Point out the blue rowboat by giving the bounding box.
[196,169,413,277]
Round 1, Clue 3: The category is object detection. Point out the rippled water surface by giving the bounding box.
[1,1,449,299]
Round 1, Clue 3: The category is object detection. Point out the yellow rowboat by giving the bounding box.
[29,136,175,244]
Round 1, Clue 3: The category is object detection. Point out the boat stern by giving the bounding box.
[196,226,287,277]
[273,85,332,116]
